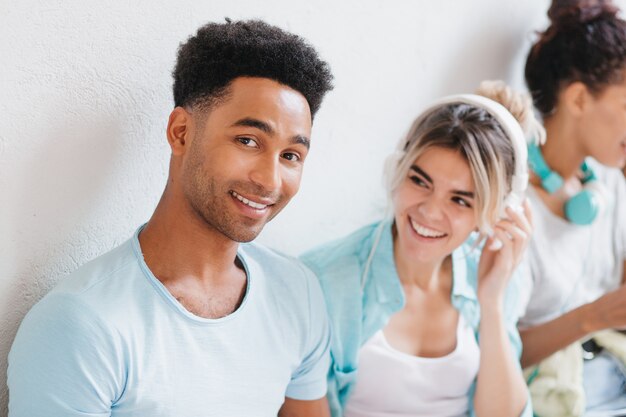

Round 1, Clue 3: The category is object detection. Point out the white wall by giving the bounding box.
[0,0,566,413]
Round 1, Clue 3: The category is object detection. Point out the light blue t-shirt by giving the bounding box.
[8,227,331,417]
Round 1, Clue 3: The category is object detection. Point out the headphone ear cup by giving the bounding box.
[564,190,599,225]
[583,180,608,214]
[503,191,524,215]
[563,181,606,225]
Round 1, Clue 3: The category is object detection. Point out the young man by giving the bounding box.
[8,20,334,417]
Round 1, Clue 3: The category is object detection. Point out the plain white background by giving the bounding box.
[3,0,607,414]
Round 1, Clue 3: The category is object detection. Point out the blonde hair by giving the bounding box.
[385,81,544,234]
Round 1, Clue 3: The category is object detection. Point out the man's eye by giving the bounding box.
[282,152,300,162]
[238,137,258,148]
[410,175,427,187]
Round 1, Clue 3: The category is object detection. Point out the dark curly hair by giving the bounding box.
[525,0,626,116]
[173,19,334,118]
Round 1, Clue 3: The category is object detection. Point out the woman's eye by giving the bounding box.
[453,197,471,208]
[238,137,258,148]
[410,175,427,187]
[282,152,300,162]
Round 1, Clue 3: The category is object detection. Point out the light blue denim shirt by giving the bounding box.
[301,220,532,417]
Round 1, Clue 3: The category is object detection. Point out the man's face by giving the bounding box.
[179,77,312,242]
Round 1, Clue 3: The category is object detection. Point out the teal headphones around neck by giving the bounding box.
[527,143,605,225]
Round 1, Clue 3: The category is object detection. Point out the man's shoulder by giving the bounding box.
[239,242,328,324]
[240,241,310,274]
[52,238,139,297]
[7,242,138,416]
[239,242,318,292]
[29,237,143,328]
[12,241,137,361]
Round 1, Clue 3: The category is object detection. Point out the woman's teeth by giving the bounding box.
[410,219,446,238]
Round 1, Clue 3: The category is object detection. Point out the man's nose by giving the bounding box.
[249,155,281,192]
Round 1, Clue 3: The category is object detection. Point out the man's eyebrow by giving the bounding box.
[232,117,310,150]
[410,165,474,198]
[293,135,310,150]
[231,117,273,134]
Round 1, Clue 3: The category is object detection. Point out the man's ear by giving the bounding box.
[167,107,194,156]
[561,81,591,118]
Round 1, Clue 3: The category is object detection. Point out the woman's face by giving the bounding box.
[579,76,626,168]
[393,146,478,264]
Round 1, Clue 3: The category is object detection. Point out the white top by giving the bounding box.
[519,160,626,327]
[344,314,480,417]
[8,228,331,417]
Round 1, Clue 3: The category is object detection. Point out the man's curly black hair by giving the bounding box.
[173,19,334,118]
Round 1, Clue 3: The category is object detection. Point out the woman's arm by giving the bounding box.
[520,280,626,367]
[474,303,528,417]
[473,204,532,417]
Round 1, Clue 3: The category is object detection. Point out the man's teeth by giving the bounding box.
[231,191,268,210]
[410,220,445,238]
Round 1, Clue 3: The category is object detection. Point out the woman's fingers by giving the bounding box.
[504,204,532,235]
[496,221,528,244]
[479,200,534,298]
[482,227,515,288]
[497,221,527,256]
[523,198,533,230]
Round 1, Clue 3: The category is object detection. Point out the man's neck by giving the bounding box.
[139,191,242,287]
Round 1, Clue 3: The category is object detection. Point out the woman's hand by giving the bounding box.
[478,199,533,306]
[586,283,626,331]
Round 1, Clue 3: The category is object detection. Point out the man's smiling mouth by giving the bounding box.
[230,191,272,210]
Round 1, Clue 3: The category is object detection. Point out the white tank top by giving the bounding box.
[344,314,480,417]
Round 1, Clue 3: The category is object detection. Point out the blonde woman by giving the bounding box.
[301,83,539,417]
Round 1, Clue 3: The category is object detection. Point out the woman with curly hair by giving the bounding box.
[514,0,626,414]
